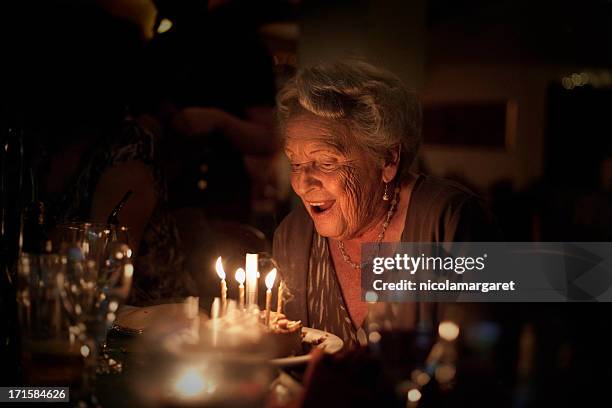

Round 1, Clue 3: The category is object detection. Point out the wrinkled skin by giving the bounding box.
[284,113,392,241]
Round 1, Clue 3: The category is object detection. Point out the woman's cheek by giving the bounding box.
[289,174,300,195]
[338,167,363,233]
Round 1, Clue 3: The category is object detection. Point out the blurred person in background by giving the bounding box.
[130,0,282,307]
[4,0,200,305]
[136,0,279,226]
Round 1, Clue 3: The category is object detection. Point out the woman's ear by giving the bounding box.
[382,145,401,183]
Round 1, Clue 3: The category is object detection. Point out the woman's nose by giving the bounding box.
[294,166,322,194]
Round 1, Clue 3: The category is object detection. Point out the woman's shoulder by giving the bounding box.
[407,174,499,241]
[410,173,486,216]
[106,120,158,166]
[413,173,480,201]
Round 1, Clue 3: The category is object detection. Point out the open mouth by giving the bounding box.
[309,201,335,215]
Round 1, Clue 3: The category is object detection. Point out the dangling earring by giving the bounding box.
[383,183,389,201]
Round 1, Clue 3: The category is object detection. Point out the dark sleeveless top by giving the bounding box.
[44,121,198,305]
[273,174,499,348]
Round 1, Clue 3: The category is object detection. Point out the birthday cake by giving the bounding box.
[197,306,303,358]
[263,311,303,358]
[209,255,303,358]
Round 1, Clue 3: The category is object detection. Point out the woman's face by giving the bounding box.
[284,113,384,241]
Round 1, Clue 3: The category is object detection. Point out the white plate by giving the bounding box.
[270,327,344,367]
[113,303,193,335]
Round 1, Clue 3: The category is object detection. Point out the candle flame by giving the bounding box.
[265,268,277,289]
[215,256,225,280]
[235,268,245,284]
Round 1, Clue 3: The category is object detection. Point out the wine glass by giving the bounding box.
[55,222,130,262]
[56,242,133,406]
[54,222,132,403]
[54,222,131,344]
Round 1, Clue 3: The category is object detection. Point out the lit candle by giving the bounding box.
[215,256,227,315]
[210,297,220,319]
[211,297,220,347]
[264,268,277,327]
[235,268,246,311]
[245,253,258,307]
[184,296,199,344]
[277,280,284,315]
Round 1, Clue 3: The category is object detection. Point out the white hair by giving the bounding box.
[277,59,422,181]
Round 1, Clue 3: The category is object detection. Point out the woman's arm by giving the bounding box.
[171,105,279,156]
[90,160,157,254]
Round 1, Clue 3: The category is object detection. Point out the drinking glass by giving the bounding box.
[56,242,133,405]
[16,253,83,387]
[54,222,133,404]
[54,222,131,328]
[55,222,130,263]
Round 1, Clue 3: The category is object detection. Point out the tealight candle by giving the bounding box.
[264,268,277,327]
[215,257,227,315]
[235,268,246,311]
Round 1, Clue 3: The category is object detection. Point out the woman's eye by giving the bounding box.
[290,163,302,172]
[318,162,338,171]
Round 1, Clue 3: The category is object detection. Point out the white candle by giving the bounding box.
[215,257,227,315]
[235,268,246,311]
[211,297,220,347]
[185,296,200,344]
[277,280,284,315]
[264,268,277,327]
[245,253,258,307]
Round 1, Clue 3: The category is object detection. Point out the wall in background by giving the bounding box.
[298,0,426,89]
[421,62,552,191]
[293,0,594,192]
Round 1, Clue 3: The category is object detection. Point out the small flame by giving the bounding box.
[235,268,245,284]
[124,263,134,278]
[215,256,225,280]
[157,18,173,35]
[265,268,277,289]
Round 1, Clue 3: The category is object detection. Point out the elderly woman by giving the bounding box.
[273,60,497,348]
